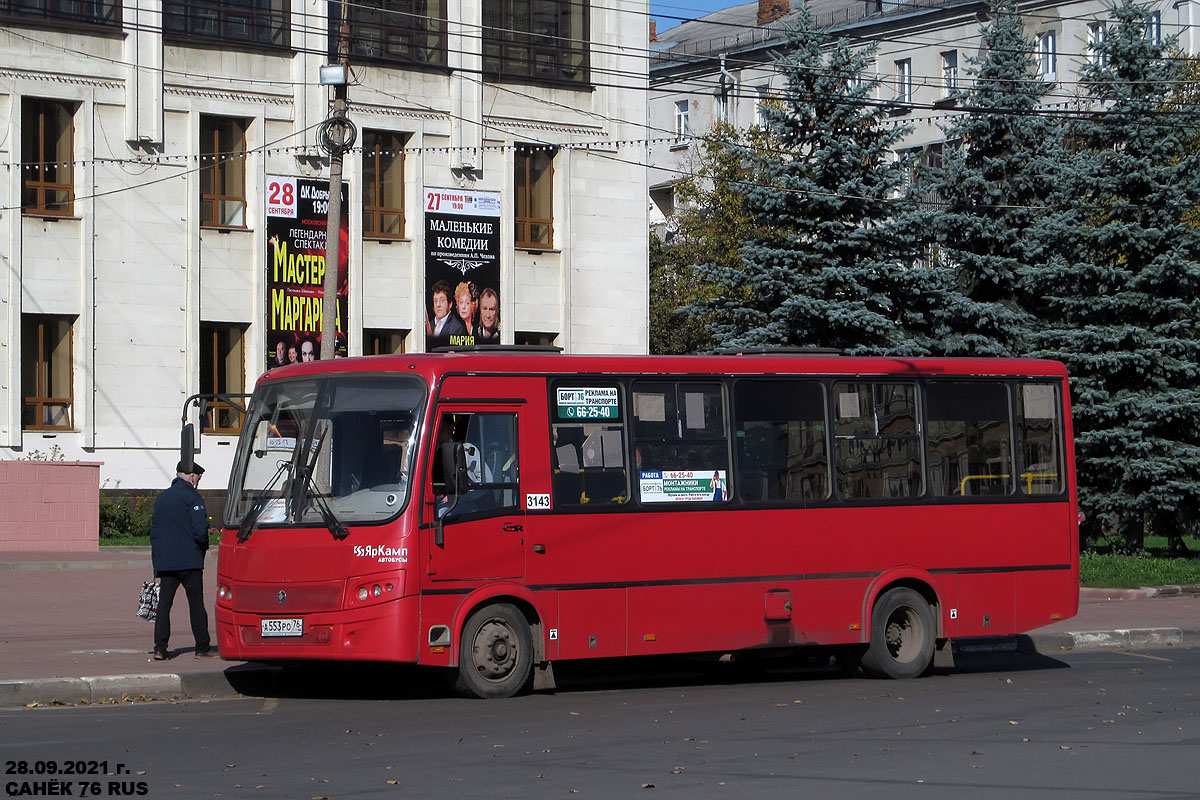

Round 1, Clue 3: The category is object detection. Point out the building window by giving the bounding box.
[338,0,447,67]
[22,98,74,217]
[754,86,772,128]
[515,145,554,249]
[674,99,690,137]
[199,323,245,434]
[895,59,912,104]
[200,116,247,228]
[1088,22,1107,67]
[164,0,288,48]
[515,331,557,347]
[940,51,958,97]
[1144,11,1161,45]
[713,91,731,125]
[1,0,119,27]
[1037,31,1056,80]
[21,315,74,431]
[363,131,407,239]
[483,0,589,86]
[365,329,409,354]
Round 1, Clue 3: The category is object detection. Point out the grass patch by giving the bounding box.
[1080,551,1200,588]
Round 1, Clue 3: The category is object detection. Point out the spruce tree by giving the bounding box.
[1025,0,1200,547]
[652,123,763,354]
[922,0,1062,357]
[694,8,925,353]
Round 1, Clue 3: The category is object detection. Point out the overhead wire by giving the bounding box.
[6,1,1200,211]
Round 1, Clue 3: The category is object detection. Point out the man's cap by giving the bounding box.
[176,461,205,475]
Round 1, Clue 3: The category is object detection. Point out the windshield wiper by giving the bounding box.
[236,458,292,543]
[290,421,350,541]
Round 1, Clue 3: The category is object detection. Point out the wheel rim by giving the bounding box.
[883,605,927,664]
[471,616,521,683]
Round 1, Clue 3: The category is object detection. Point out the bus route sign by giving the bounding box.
[556,387,619,420]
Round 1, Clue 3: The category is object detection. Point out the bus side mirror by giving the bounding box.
[180,423,195,474]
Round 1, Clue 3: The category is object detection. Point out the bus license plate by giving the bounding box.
[261,618,303,637]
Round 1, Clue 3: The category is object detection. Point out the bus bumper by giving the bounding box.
[216,595,420,663]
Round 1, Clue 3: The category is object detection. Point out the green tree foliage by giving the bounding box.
[649,122,762,354]
[693,8,927,353]
[921,0,1061,356]
[1025,0,1200,548]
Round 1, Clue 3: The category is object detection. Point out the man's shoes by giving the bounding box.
[152,650,169,661]
[194,649,219,659]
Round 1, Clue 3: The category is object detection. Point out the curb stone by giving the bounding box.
[1,666,279,708]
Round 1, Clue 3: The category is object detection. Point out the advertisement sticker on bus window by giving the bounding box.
[258,498,287,523]
[633,392,666,422]
[838,391,861,419]
[1022,384,1055,419]
[639,470,728,503]
[556,387,619,419]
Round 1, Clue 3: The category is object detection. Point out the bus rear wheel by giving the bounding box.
[454,603,532,699]
[861,588,935,679]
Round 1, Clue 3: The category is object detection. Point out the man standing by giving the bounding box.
[476,287,500,342]
[149,461,216,660]
[426,280,467,345]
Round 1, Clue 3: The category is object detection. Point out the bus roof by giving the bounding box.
[258,350,1068,388]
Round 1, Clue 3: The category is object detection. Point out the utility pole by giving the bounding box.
[318,0,356,360]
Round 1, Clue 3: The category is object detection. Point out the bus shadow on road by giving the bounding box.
[221,642,1069,701]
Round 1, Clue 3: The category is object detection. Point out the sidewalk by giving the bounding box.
[1,548,1197,707]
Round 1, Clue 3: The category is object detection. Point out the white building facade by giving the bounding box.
[1,0,649,489]
[649,0,1198,225]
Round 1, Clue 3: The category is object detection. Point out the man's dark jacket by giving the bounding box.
[150,477,209,573]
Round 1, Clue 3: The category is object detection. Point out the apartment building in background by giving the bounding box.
[648,0,1197,229]
[1,0,649,488]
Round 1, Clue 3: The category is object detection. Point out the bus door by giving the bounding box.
[425,404,526,581]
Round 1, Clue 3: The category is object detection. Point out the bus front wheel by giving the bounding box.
[454,603,533,699]
[861,588,935,679]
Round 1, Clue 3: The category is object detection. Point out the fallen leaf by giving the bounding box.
[641,783,656,789]
[1008,720,1019,725]
[387,780,399,785]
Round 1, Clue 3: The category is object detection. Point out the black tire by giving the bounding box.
[454,603,533,699]
[860,587,935,679]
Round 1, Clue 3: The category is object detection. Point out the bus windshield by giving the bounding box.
[226,375,426,529]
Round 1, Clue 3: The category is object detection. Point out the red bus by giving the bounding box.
[212,350,1078,697]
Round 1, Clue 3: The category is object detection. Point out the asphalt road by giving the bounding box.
[2,648,1198,799]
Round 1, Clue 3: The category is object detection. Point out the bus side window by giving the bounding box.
[433,412,520,518]
[632,381,730,503]
[551,423,627,506]
[733,380,828,503]
[926,382,1013,498]
[833,382,922,500]
[1017,383,1064,495]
